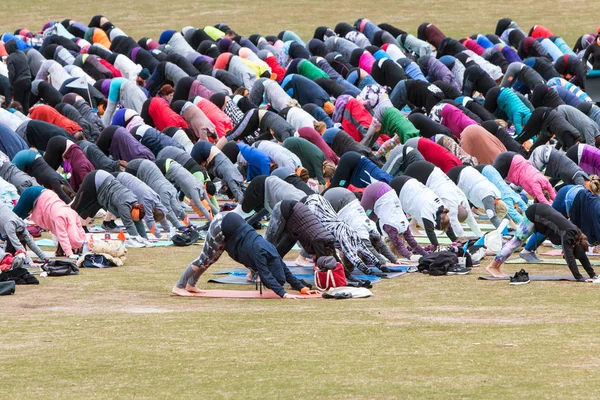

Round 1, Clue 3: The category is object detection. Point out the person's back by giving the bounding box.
[6,40,31,85]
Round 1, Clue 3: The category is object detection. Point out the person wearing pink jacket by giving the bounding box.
[429,103,478,138]
[493,152,556,205]
[13,186,86,258]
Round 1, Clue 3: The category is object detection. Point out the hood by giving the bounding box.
[4,39,19,55]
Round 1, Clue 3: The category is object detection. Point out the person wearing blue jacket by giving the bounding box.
[221,212,311,299]
[221,141,271,181]
[130,125,184,157]
[0,123,29,160]
[281,74,334,112]
[329,151,392,189]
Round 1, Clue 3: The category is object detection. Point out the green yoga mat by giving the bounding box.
[505,258,600,266]
[415,236,453,245]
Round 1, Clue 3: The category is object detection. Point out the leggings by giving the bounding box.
[176,213,226,288]
[226,109,259,142]
[494,216,535,263]
[482,195,501,228]
[524,232,546,251]
[13,80,31,115]
[330,151,362,188]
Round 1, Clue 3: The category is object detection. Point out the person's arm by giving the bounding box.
[448,206,465,237]
[52,218,76,257]
[422,218,440,247]
[4,223,27,257]
[188,186,213,221]
[372,227,399,263]
[280,259,307,291]
[445,225,458,242]
[23,230,47,260]
[463,203,483,236]
[254,250,287,297]
[402,229,428,256]
[375,135,401,158]
[562,235,583,280]
[118,204,139,237]
[383,224,412,259]
[360,121,381,149]
[583,46,593,66]
[50,179,74,204]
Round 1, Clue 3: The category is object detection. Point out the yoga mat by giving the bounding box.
[208,271,381,285]
[171,289,322,299]
[540,249,600,257]
[479,275,578,281]
[35,239,57,247]
[505,258,600,266]
[415,236,453,245]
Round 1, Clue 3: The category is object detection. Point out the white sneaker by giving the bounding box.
[141,238,155,247]
[124,237,144,248]
[94,209,107,218]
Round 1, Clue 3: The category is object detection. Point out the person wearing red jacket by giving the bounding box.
[403,137,461,173]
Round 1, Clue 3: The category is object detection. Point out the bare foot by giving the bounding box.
[294,255,314,267]
[485,264,507,278]
[172,286,203,296]
[185,284,203,293]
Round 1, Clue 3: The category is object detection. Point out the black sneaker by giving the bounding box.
[510,269,530,285]
[101,221,119,232]
[446,265,471,275]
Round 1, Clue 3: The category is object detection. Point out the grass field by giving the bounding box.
[2,2,600,398]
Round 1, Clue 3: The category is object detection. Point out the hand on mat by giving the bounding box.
[366,268,387,278]
[283,293,306,299]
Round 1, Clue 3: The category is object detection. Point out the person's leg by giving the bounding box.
[481,195,501,228]
[499,63,521,88]
[486,217,534,277]
[330,152,361,188]
[173,218,224,293]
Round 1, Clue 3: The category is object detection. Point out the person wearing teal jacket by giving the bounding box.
[484,86,531,135]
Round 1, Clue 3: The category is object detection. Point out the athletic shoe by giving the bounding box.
[510,269,530,285]
[101,221,119,232]
[470,247,487,264]
[446,265,471,275]
[124,238,145,248]
[519,251,542,263]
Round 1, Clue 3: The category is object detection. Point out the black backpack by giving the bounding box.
[0,267,39,284]
[418,251,458,276]
[41,260,80,276]
[0,281,15,295]
[171,228,201,247]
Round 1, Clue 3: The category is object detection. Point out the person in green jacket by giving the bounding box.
[298,59,330,80]
[282,137,333,191]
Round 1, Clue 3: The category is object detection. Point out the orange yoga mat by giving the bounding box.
[171,289,322,299]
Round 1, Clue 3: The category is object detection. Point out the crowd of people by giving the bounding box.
[1,15,600,298]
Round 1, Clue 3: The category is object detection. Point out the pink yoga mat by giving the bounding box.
[171,289,322,299]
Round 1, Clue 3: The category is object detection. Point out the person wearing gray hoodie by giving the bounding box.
[71,170,147,238]
[0,203,47,264]
[125,159,186,230]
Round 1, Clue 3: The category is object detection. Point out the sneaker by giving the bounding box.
[124,238,145,248]
[101,221,119,232]
[510,269,530,285]
[519,251,542,263]
[470,247,487,264]
[446,265,471,275]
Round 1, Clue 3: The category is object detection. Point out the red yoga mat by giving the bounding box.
[171,289,322,299]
